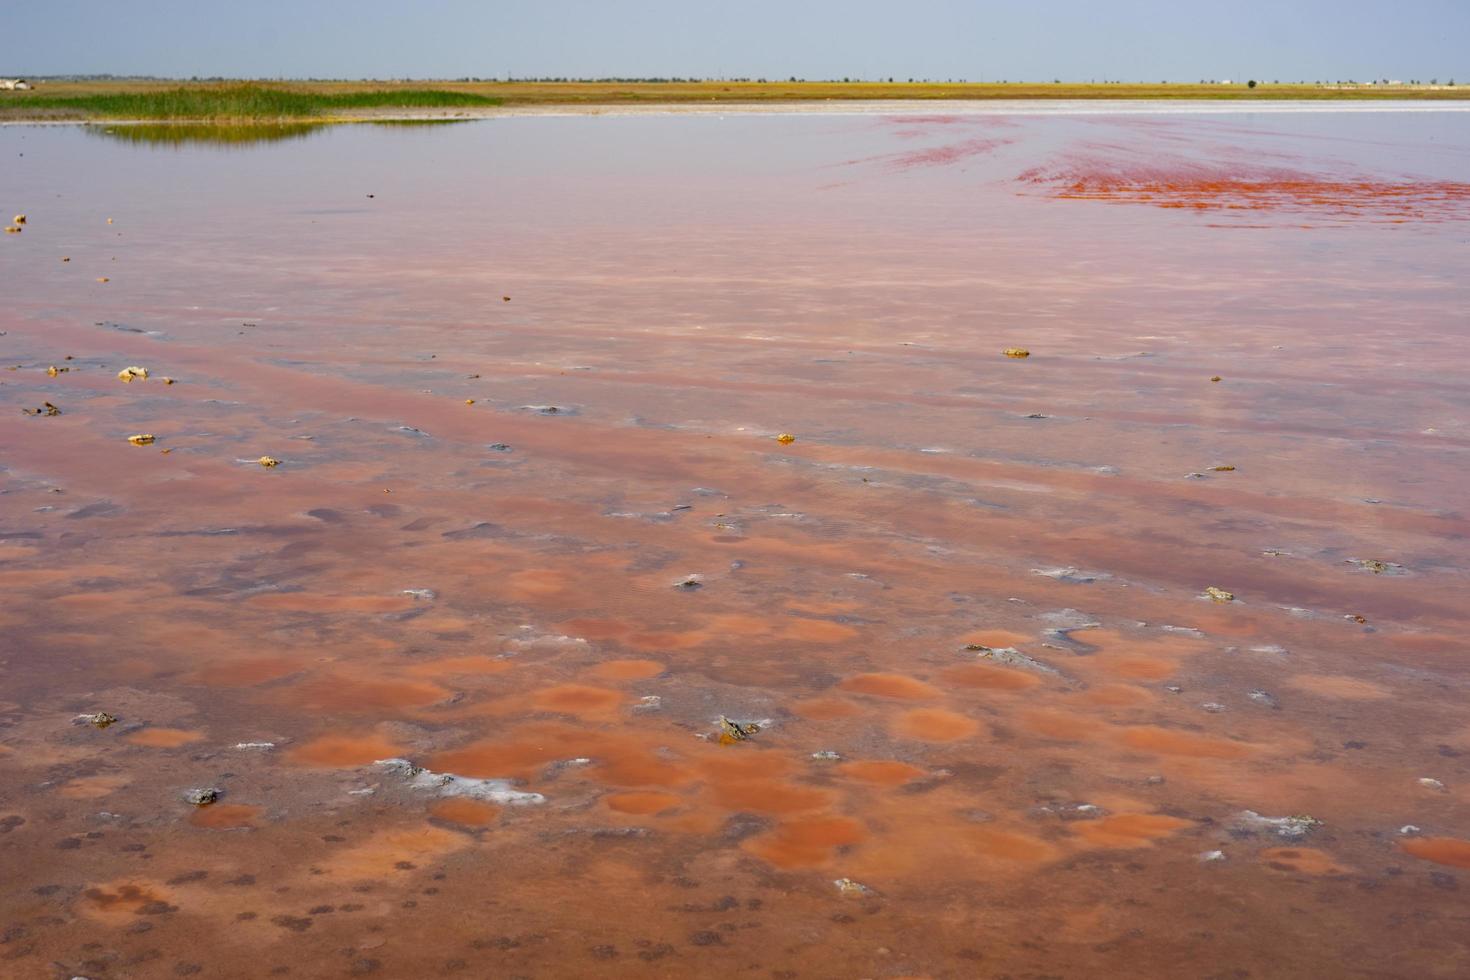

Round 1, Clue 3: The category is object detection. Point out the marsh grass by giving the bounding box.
[8,83,499,120]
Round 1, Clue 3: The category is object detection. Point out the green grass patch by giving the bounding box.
[8,84,499,120]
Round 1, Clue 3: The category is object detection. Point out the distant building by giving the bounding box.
[0,79,32,90]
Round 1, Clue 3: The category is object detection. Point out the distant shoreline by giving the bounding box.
[3,79,1469,124]
[5,99,1470,127]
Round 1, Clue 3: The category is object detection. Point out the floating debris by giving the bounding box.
[1347,558,1405,576]
[965,645,1061,676]
[1400,825,1422,836]
[96,277,109,283]
[1419,777,1447,793]
[257,456,281,468]
[1202,586,1235,603]
[1031,567,1107,584]
[183,788,221,807]
[1200,702,1227,713]
[46,365,63,377]
[233,742,276,751]
[674,575,704,590]
[776,432,796,445]
[465,399,475,405]
[811,750,843,761]
[1233,810,1321,839]
[717,716,762,745]
[373,758,544,805]
[1346,614,1368,625]
[3,225,19,234]
[832,878,872,896]
[402,589,436,601]
[1159,625,1206,638]
[117,366,148,382]
[1210,376,1222,383]
[487,443,513,452]
[633,695,663,712]
[1022,412,1050,419]
[21,402,61,417]
[1185,472,1208,480]
[1199,849,1227,862]
[1209,464,1236,472]
[78,712,118,729]
[1247,690,1280,709]
[1003,348,1031,358]
[127,434,156,446]
[162,377,175,385]
[10,214,23,224]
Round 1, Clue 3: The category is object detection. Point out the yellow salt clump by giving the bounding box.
[96,277,109,283]
[127,434,156,446]
[1210,376,1222,382]
[1003,347,1031,358]
[465,399,475,405]
[3,226,19,234]
[12,215,25,224]
[257,456,281,468]
[117,366,148,382]
[1209,464,1235,472]
[1203,586,1235,603]
[162,377,175,385]
[776,433,796,445]
[46,365,59,377]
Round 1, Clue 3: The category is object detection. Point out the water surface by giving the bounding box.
[3,107,1470,978]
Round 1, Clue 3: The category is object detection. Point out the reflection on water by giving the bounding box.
[3,109,1470,978]
[90,118,469,148]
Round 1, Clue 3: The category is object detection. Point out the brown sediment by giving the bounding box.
[838,673,940,700]
[325,826,469,879]
[941,663,1042,691]
[588,658,666,680]
[403,655,514,677]
[1082,684,1155,707]
[892,708,980,742]
[967,827,1062,863]
[743,815,867,868]
[1020,709,1102,741]
[1116,727,1254,759]
[1070,813,1193,848]
[1285,674,1391,700]
[605,791,684,815]
[1401,837,1470,869]
[189,803,262,829]
[708,778,834,814]
[125,727,204,748]
[286,673,454,711]
[429,797,501,827]
[286,732,404,768]
[780,618,861,643]
[79,880,177,924]
[190,656,301,687]
[246,592,417,613]
[790,697,863,720]
[1260,847,1353,875]
[529,683,626,716]
[57,773,130,798]
[836,760,928,786]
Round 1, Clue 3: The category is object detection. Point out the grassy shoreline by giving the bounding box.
[2,80,1468,122]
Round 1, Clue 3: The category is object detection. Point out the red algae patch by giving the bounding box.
[1401,837,1470,869]
[1285,674,1391,701]
[781,618,860,643]
[708,778,833,815]
[404,655,513,678]
[288,673,453,712]
[968,827,1061,864]
[1083,684,1155,707]
[605,791,684,815]
[327,826,469,879]
[530,683,626,717]
[744,815,866,868]
[839,673,940,700]
[1020,157,1470,223]
[430,797,501,827]
[1117,726,1253,759]
[942,663,1041,691]
[80,881,177,924]
[189,803,262,829]
[791,697,863,720]
[247,592,416,613]
[589,659,666,681]
[1020,709,1101,742]
[509,568,571,599]
[893,708,980,742]
[126,727,204,748]
[287,732,404,768]
[1261,847,1353,875]
[58,774,130,799]
[837,760,928,786]
[1071,813,1193,848]
[191,656,300,687]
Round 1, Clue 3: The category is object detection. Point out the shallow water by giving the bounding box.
[2,108,1470,978]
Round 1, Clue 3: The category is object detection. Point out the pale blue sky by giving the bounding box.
[6,0,1466,82]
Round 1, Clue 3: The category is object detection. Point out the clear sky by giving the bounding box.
[6,0,1467,82]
